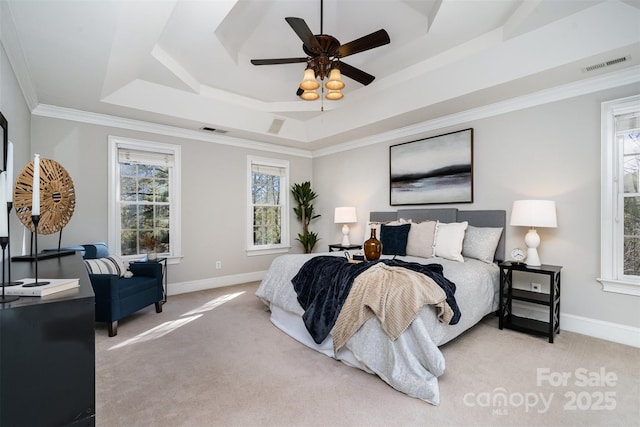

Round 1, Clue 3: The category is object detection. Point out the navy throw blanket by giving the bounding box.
[291,256,460,344]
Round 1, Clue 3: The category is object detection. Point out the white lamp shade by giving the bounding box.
[325,89,343,100]
[325,68,345,90]
[334,206,357,224]
[300,89,319,101]
[510,200,557,228]
[299,68,320,90]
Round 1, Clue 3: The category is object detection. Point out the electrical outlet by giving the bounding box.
[215,261,222,269]
[531,282,542,292]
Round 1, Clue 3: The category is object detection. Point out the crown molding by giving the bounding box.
[312,65,640,158]
[0,2,38,111]
[29,66,639,160]
[31,104,313,158]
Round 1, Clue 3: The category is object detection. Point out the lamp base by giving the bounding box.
[341,224,351,246]
[524,228,542,267]
[525,248,541,267]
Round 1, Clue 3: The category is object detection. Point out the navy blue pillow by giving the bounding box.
[380,223,411,256]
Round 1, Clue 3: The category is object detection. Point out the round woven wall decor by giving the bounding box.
[13,158,76,234]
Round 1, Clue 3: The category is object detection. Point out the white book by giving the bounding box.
[3,278,80,297]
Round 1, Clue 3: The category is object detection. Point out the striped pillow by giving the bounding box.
[84,255,133,278]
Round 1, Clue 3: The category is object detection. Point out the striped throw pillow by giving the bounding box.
[84,255,133,278]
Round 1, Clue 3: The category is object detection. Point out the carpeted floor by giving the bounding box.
[95,282,640,427]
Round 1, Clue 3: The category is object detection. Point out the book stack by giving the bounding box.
[3,278,80,297]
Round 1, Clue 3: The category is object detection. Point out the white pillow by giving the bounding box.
[405,220,437,258]
[462,225,503,263]
[434,221,468,262]
[84,255,133,278]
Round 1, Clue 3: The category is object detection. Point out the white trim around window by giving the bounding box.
[246,155,290,256]
[108,136,182,264]
[598,95,640,296]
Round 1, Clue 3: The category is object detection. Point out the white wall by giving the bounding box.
[29,116,313,286]
[312,83,640,331]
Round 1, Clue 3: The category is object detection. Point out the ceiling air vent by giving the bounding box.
[267,118,285,135]
[583,56,629,73]
[200,126,228,134]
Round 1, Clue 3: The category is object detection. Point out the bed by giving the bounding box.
[255,208,505,405]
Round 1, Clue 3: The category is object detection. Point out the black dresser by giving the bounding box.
[0,252,95,426]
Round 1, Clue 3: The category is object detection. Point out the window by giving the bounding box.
[599,95,640,295]
[108,136,181,262]
[247,156,289,255]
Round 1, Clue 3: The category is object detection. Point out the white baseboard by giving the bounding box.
[560,313,640,348]
[168,270,267,296]
[513,301,639,348]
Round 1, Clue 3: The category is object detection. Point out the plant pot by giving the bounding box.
[147,252,158,261]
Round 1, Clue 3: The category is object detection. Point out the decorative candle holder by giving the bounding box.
[4,201,21,286]
[22,215,49,287]
[0,236,18,303]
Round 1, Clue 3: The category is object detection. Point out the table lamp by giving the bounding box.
[510,200,557,267]
[334,207,357,246]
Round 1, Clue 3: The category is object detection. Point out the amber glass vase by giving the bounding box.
[364,228,382,261]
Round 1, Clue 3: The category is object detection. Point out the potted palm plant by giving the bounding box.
[291,181,321,253]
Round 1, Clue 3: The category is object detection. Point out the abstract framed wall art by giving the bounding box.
[390,128,473,205]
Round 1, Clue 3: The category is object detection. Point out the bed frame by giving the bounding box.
[370,208,506,262]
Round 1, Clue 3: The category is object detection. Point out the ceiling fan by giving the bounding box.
[250,0,390,100]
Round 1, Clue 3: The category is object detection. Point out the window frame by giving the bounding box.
[246,155,290,256]
[599,95,640,296]
[108,136,182,264]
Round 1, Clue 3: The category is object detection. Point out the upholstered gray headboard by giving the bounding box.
[370,208,506,262]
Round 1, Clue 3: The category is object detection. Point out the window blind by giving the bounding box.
[251,163,285,177]
[616,112,640,133]
[118,148,174,167]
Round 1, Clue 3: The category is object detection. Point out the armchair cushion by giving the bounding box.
[84,255,132,278]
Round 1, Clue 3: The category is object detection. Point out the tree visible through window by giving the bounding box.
[247,157,289,252]
[622,127,640,276]
[119,160,170,255]
[599,96,640,295]
[109,136,181,260]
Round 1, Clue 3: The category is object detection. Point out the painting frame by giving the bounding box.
[389,128,473,206]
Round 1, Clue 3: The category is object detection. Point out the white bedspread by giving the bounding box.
[255,253,499,405]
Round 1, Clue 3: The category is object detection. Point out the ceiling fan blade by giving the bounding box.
[285,17,322,53]
[336,29,390,58]
[339,62,375,86]
[251,57,308,66]
[296,88,304,97]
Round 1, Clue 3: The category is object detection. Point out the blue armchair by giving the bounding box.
[68,243,164,336]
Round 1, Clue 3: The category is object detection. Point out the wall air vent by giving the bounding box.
[583,56,629,73]
[200,126,228,134]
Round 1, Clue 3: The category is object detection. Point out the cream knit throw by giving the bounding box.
[332,263,453,353]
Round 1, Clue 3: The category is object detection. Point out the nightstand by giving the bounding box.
[498,262,562,343]
[328,244,362,252]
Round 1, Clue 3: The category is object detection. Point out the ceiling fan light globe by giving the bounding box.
[301,90,320,101]
[300,68,320,90]
[325,68,345,90]
[326,89,343,100]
